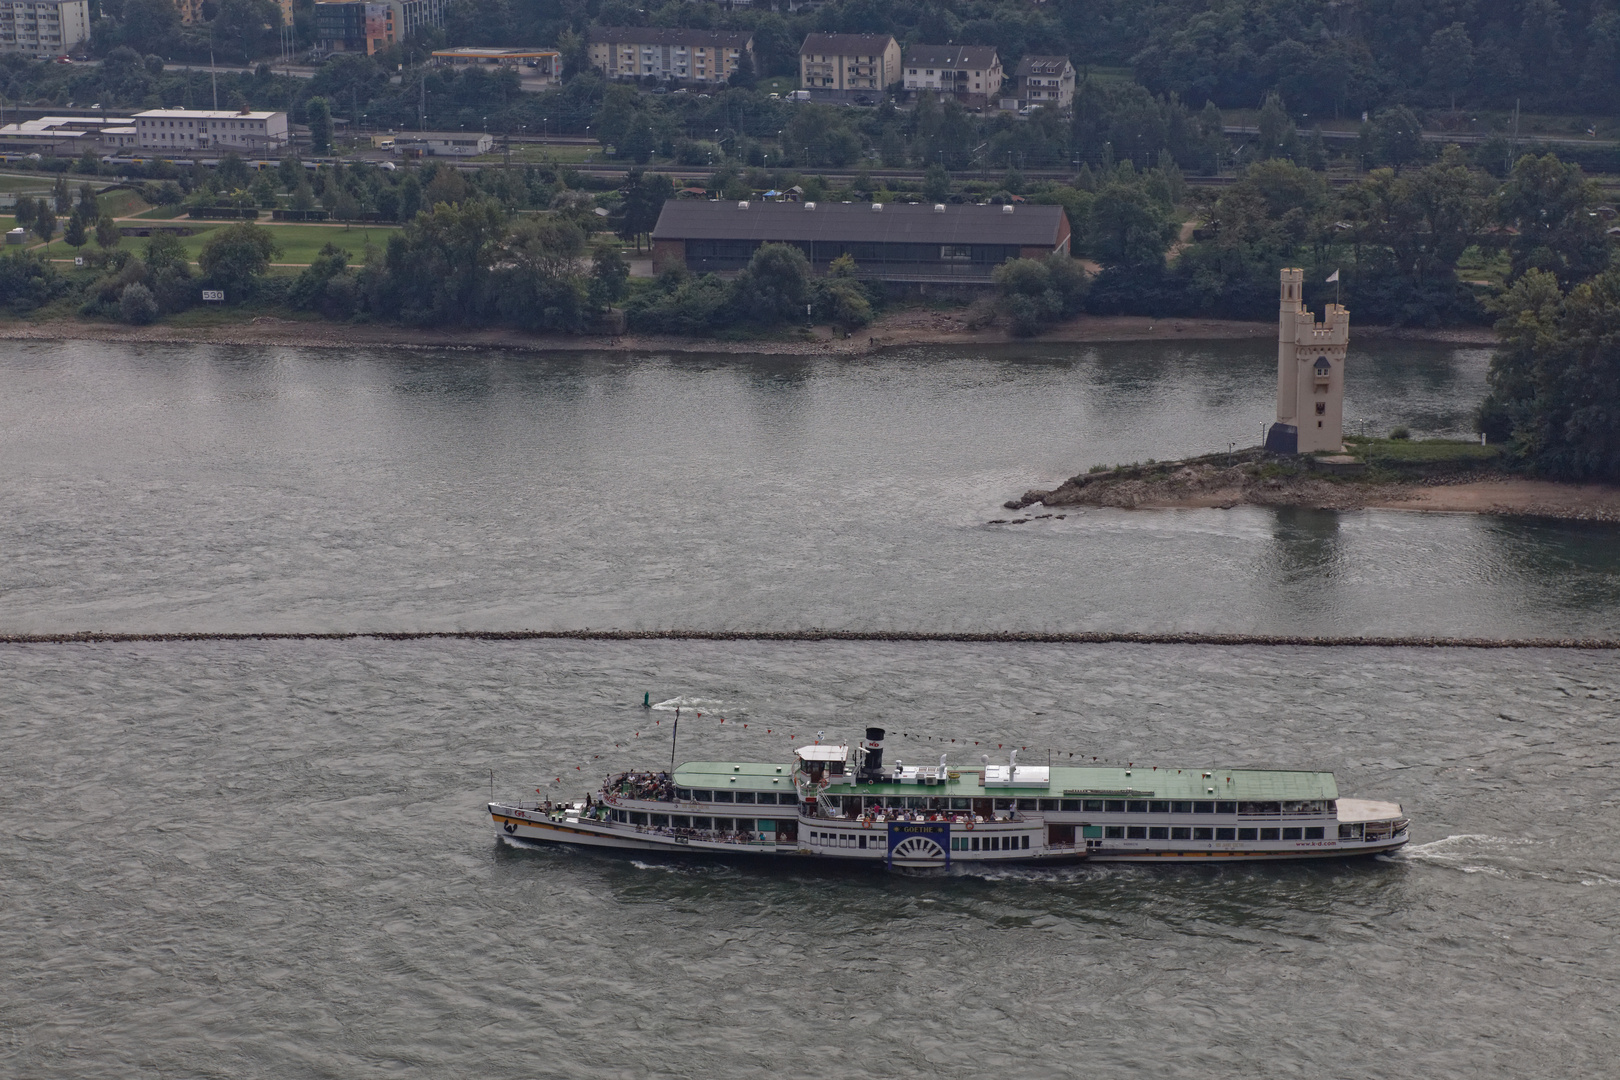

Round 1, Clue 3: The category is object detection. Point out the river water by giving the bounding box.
[2,340,1618,1078]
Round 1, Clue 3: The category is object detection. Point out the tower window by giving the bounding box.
[1316,402,1326,415]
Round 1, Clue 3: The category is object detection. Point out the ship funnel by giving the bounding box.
[859,727,886,782]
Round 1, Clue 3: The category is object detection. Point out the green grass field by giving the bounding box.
[0,173,61,194]
[488,144,603,164]
[1456,244,1513,287]
[1344,436,1503,464]
[98,188,149,217]
[75,221,398,266]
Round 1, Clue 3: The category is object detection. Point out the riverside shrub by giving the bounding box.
[1479,268,1620,481]
[994,253,1091,336]
[119,282,158,325]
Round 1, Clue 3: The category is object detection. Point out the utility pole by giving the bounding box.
[210,49,218,112]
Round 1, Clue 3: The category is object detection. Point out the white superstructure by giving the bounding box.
[490,726,1410,870]
[133,110,290,152]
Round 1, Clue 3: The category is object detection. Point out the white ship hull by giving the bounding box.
[490,803,1408,868]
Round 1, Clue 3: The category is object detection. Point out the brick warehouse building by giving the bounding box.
[651,201,1070,285]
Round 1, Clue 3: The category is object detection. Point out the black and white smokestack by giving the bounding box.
[861,727,885,781]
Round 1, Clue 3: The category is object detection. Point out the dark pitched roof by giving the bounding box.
[1015,55,1072,78]
[901,44,1000,70]
[651,200,1065,247]
[587,27,753,48]
[799,33,897,57]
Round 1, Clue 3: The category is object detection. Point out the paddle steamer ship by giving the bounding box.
[489,728,1409,868]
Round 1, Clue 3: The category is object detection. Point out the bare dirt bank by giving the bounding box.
[1006,456,1620,523]
[0,311,1499,354]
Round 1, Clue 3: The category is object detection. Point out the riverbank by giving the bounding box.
[0,309,1500,353]
[1005,445,1620,523]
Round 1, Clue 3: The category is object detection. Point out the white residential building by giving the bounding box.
[134,110,290,152]
[1011,55,1075,111]
[902,44,1003,108]
[0,0,91,58]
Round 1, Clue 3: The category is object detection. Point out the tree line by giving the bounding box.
[1049,148,1614,332]
[439,0,1620,117]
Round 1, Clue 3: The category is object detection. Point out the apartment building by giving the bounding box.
[902,44,1003,108]
[314,0,444,55]
[0,0,89,57]
[133,109,290,152]
[1011,55,1074,111]
[586,27,754,85]
[797,33,899,102]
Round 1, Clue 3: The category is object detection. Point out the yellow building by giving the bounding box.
[586,27,754,85]
[798,33,900,101]
[1266,268,1349,455]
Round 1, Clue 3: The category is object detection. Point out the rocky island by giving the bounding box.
[1002,439,1620,523]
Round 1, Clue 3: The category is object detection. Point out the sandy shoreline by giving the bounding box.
[0,310,1500,354]
[1010,464,1620,524]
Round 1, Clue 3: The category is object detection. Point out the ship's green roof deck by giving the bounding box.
[674,761,796,791]
[673,761,1337,801]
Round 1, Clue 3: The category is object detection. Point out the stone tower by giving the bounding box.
[1265,267,1348,455]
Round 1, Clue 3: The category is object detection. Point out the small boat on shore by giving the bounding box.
[489,728,1410,868]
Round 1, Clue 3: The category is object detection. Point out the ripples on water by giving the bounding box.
[3,641,1618,1079]
[2,341,1619,1078]
[2,339,1618,636]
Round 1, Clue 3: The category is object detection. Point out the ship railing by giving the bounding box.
[629,823,779,846]
[498,801,578,817]
[814,808,1021,825]
[600,778,677,803]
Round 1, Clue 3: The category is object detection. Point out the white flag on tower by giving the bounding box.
[1325,269,1340,283]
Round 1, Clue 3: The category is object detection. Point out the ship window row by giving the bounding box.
[950,835,1030,851]
[675,788,796,805]
[813,796,1332,814]
[1003,798,1332,814]
[1101,825,1327,840]
[810,830,870,849]
[1001,798,1242,813]
[614,809,768,831]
